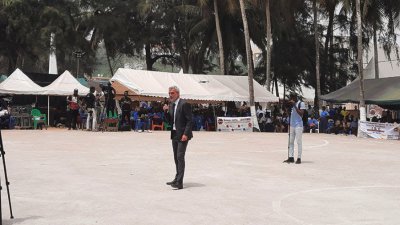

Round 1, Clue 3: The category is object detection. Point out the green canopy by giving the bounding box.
[320,76,400,105]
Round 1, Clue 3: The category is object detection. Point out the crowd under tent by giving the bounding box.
[110,68,279,103]
[41,70,90,125]
[0,69,90,126]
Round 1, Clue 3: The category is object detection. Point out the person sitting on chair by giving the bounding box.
[308,115,318,133]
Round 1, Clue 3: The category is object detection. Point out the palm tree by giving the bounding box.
[265,0,272,92]
[197,0,228,75]
[213,0,225,74]
[313,0,321,109]
[239,0,255,106]
[356,0,366,121]
[364,0,383,79]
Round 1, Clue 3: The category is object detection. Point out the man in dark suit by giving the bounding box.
[163,86,193,190]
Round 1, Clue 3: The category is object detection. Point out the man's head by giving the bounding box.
[124,91,128,97]
[289,92,298,101]
[168,86,180,102]
[100,84,106,91]
[90,86,95,93]
[73,89,78,96]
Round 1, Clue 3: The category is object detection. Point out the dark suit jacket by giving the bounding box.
[165,99,193,140]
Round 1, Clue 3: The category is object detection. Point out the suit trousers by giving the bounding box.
[171,132,188,184]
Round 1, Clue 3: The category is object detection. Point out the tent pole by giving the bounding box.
[48,95,50,126]
[212,104,216,130]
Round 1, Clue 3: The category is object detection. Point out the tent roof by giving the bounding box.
[320,76,400,105]
[0,68,45,95]
[42,70,89,96]
[321,57,400,105]
[110,68,278,102]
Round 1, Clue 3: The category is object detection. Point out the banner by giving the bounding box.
[358,121,400,140]
[216,117,253,132]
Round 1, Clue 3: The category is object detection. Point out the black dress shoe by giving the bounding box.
[166,180,176,185]
[295,158,301,164]
[171,183,183,189]
[283,157,295,163]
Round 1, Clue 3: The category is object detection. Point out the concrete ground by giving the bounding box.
[0,129,399,225]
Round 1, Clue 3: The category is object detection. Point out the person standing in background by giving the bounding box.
[283,93,306,164]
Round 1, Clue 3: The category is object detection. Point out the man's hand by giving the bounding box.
[181,134,188,142]
[163,104,169,111]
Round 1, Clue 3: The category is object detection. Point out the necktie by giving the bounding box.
[172,103,176,126]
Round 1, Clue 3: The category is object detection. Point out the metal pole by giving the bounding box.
[0,129,14,220]
[73,51,85,78]
[76,57,79,78]
[47,95,50,126]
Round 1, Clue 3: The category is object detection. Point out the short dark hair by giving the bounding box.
[289,92,297,99]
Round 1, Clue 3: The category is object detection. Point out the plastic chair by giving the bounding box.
[151,120,164,130]
[150,113,163,130]
[164,121,171,131]
[31,108,47,130]
[205,119,215,131]
[309,122,320,133]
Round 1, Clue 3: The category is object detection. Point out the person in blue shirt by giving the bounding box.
[308,115,319,133]
[284,93,306,164]
[319,106,329,133]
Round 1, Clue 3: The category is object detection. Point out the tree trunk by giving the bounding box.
[323,4,334,94]
[105,47,114,76]
[181,52,189,73]
[239,0,255,106]
[265,0,272,91]
[7,51,17,74]
[373,23,379,79]
[105,51,114,77]
[274,76,279,97]
[214,0,225,75]
[356,0,366,121]
[145,43,153,71]
[314,0,321,109]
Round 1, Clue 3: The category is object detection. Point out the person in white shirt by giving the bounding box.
[284,93,306,164]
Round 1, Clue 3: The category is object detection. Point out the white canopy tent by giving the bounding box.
[0,69,90,127]
[42,70,89,125]
[42,70,89,96]
[110,68,278,103]
[0,68,45,95]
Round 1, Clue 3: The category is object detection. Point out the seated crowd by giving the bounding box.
[61,88,398,134]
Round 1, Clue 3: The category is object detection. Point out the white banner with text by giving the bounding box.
[358,121,400,140]
[216,117,253,132]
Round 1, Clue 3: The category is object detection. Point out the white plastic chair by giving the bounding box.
[310,122,320,133]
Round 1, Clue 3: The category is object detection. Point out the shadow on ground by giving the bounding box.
[3,216,41,225]
[184,182,205,188]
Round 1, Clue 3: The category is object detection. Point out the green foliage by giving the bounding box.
[0,0,399,99]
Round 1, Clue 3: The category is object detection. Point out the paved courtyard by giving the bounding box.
[0,129,399,225]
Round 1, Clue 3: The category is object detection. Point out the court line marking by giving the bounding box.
[272,185,400,225]
[271,139,330,153]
